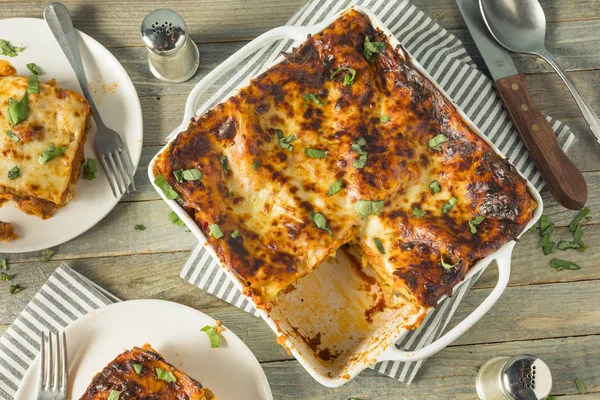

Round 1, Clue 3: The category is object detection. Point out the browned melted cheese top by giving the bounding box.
[154,9,536,308]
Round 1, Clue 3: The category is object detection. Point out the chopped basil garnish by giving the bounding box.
[374,237,385,254]
[441,196,458,214]
[556,241,579,250]
[168,211,185,227]
[576,378,587,394]
[42,249,54,262]
[541,233,555,255]
[429,180,441,193]
[0,39,24,57]
[175,168,202,182]
[440,255,458,269]
[27,74,39,94]
[26,63,43,75]
[569,207,590,232]
[539,215,553,235]
[251,160,261,170]
[5,130,19,142]
[276,129,296,152]
[327,179,343,196]
[305,148,328,159]
[362,36,386,63]
[134,224,146,231]
[331,67,356,86]
[173,169,184,182]
[154,174,179,200]
[310,212,333,236]
[107,390,122,400]
[156,368,177,383]
[220,155,229,174]
[0,259,6,270]
[8,166,19,180]
[573,224,586,252]
[82,158,97,180]
[9,284,22,294]
[428,134,449,152]
[351,137,368,168]
[550,258,581,271]
[355,199,384,219]
[469,216,485,234]
[0,273,11,281]
[413,207,426,218]
[201,325,221,348]
[209,223,224,239]
[134,363,143,374]
[380,115,390,123]
[38,144,67,165]
[7,94,28,126]
[231,229,240,238]
[302,93,325,106]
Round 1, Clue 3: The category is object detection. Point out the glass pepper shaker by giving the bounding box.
[140,9,199,83]
[476,354,553,400]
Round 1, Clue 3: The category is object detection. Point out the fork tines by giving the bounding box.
[38,331,67,395]
[99,149,136,198]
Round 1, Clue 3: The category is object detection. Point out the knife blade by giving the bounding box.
[455,0,588,210]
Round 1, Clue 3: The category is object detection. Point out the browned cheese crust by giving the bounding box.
[153,9,536,309]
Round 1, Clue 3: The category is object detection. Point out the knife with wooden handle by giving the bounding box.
[456,0,587,210]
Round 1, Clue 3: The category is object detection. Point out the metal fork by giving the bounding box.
[44,2,136,198]
[37,331,68,400]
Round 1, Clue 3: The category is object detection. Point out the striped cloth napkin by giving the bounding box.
[179,0,574,384]
[0,264,118,399]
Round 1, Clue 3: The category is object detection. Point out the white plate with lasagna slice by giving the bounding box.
[0,18,142,253]
[15,300,273,400]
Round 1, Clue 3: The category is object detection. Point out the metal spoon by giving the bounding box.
[480,0,600,145]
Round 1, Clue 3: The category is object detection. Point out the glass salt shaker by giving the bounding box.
[141,9,199,83]
[476,355,553,400]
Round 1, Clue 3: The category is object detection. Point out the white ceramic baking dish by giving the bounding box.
[149,5,543,387]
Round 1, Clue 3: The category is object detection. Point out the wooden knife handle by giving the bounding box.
[495,74,587,210]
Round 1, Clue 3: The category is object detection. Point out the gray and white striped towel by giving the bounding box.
[0,265,118,399]
[180,0,575,385]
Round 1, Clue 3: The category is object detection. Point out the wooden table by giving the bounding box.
[1,1,599,398]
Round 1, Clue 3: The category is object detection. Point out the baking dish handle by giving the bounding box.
[182,22,330,125]
[377,240,514,362]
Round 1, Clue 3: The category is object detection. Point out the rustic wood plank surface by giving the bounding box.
[1,0,599,398]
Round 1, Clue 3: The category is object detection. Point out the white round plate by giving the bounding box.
[15,300,273,399]
[0,18,143,253]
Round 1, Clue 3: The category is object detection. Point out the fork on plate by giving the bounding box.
[37,331,68,400]
[44,2,136,198]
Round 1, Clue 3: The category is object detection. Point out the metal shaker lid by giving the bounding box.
[141,8,187,56]
[500,355,552,400]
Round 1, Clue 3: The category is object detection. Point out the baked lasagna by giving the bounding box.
[153,10,535,312]
[79,344,216,399]
[0,76,90,219]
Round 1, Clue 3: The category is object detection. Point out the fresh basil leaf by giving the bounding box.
[7,94,28,126]
[0,273,11,281]
[155,368,177,383]
[27,74,39,94]
[440,255,458,269]
[220,155,229,174]
[374,237,385,254]
[428,133,448,152]
[569,207,590,232]
[8,166,19,180]
[9,284,22,294]
[231,229,240,238]
[134,363,143,374]
[168,211,185,227]
[276,129,297,152]
[134,224,146,231]
[539,215,553,235]
[413,207,426,218]
[0,39,24,57]
[107,390,122,400]
[209,223,224,239]
[82,158,97,180]
[353,153,368,168]
[550,258,581,271]
[26,63,43,75]
[351,137,368,168]
[42,249,54,262]
[182,168,202,181]
[429,180,441,193]
[355,200,384,219]
[5,130,19,142]
[302,93,325,106]
[251,160,261,170]
[0,259,6,270]
[380,115,390,123]
[305,148,328,159]
[468,215,485,234]
[331,67,356,86]
[201,325,221,348]
[327,179,343,196]
[573,224,587,252]
[576,378,587,394]
[310,212,333,236]
[173,169,184,182]
[529,225,538,233]
[154,174,179,200]
[557,241,579,251]
[441,196,458,214]
[362,36,386,63]
[38,144,67,165]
